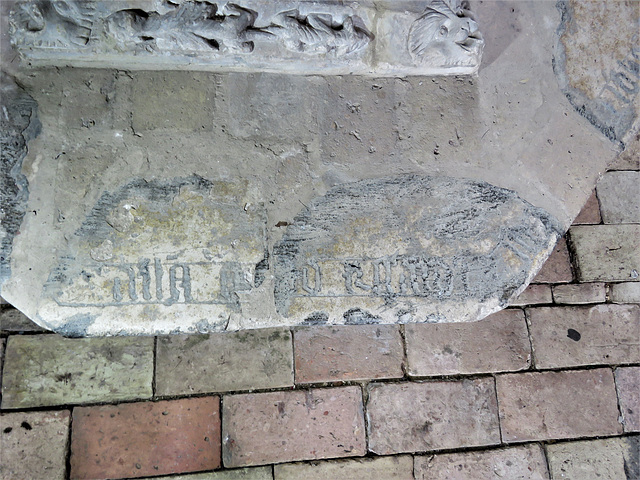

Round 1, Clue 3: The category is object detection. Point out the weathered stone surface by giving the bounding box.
[611,282,640,303]
[71,397,221,480]
[546,437,639,480]
[2,0,630,335]
[405,309,530,376]
[274,175,560,326]
[615,367,640,432]
[597,171,640,224]
[531,238,573,284]
[294,324,404,383]
[573,190,601,225]
[0,307,47,333]
[609,132,640,171]
[367,379,500,455]
[222,386,366,467]
[555,0,640,146]
[1,334,153,408]
[274,455,414,480]
[497,369,622,442]
[510,284,552,306]
[156,328,293,396]
[414,444,549,480]
[570,225,640,282]
[146,468,273,480]
[529,305,639,369]
[552,282,606,304]
[9,1,483,76]
[0,73,40,287]
[0,410,70,480]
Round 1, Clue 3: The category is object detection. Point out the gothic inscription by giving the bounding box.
[274,175,561,324]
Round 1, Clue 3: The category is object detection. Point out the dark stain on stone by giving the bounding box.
[344,308,380,325]
[56,313,97,337]
[624,436,639,480]
[0,73,41,290]
[254,251,269,288]
[567,328,581,341]
[302,312,328,325]
[20,421,32,430]
[3,427,13,434]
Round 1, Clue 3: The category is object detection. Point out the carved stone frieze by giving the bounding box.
[8,0,484,75]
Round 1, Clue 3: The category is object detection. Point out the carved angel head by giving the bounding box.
[408,0,483,66]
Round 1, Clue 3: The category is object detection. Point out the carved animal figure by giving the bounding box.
[408,0,483,66]
[266,9,374,56]
[10,0,95,47]
[105,2,258,53]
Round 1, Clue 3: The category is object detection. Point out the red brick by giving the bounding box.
[70,397,220,480]
[405,310,530,376]
[532,238,573,283]
[0,410,70,480]
[223,386,365,467]
[294,325,403,383]
[615,367,640,432]
[552,282,606,304]
[497,369,621,442]
[572,190,601,225]
[528,305,639,368]
[510,284,552,306]
[414,444,549,479]
[367,379,500,455]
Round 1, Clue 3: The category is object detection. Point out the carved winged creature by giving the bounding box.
[408,0,483,66]
[10,0,95,47]
[105,2,258,53]
[266,9,374,56]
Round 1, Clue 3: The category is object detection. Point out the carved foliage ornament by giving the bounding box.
[9,0,484,74]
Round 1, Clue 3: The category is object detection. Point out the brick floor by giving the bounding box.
[70,397,221,479]
[528,305,640,368]
[509,284,552,306]
[405,309,530,376]
[551,282,606,304]
[294,324,404,383]
[615,367,640,432]
[0,308,47,334]
[497,369,622,442]
[596,171,640,224]
[2,335,153,409]
[367,379,500,455]
[570,224,640,282]
[572,190,601,225]
[144,467,272,479]
[156,328,293,396]
[610,281,640,303]
[531,237,573,283]
[414,444,549,479]
[546,436,639,480]
[274,455,413,479]
[0,410,70,480]
[222,386,366,467]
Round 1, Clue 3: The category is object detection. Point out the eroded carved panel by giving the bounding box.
[8,0,483,75]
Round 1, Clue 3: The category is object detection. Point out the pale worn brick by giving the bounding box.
[596,171,640,224]
[573,190,601,225]
[274,455,413,480]
[294,325,403,383]
[146,467,273,480]
[497,369,621,442]
[528,305,639,368]
[223,386,365,467]
[156,328,293,396]
[406,310,530,376]
[414,444,549,480]
[510,284,552,306]
[611,282,640,303]
[0,337,5,394]
[608,133,639,171]
[532,238,573,283]
[570,224,640,282]
[1,335,153,408]
[552,282,606,304]
[367,379,500,455]
[0,410,70,480]
[0,308,47,333]
[546,437,639,480]
[71,397,221,480]
[615,367,640,432]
